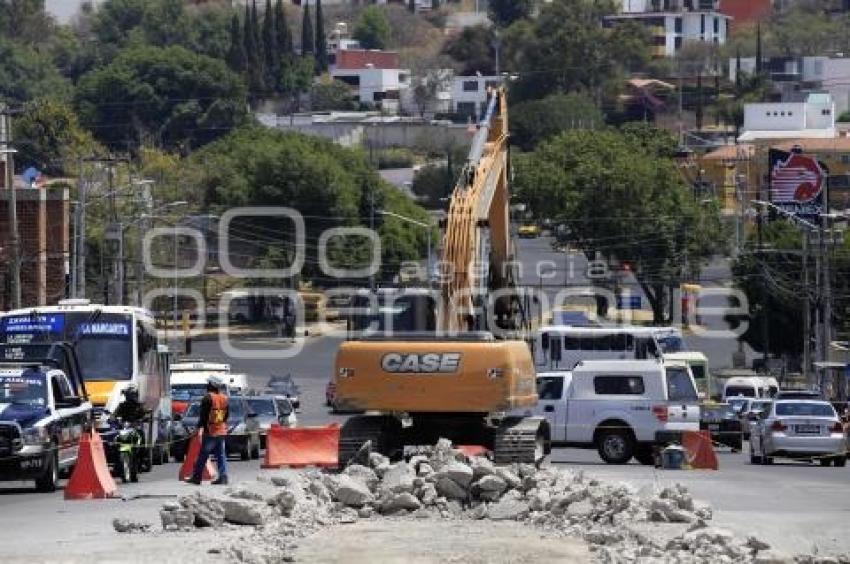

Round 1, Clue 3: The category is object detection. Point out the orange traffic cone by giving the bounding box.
[179,431,218,482]
[65,432,118,499]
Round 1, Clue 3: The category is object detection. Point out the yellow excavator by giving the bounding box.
[334,88,550,464]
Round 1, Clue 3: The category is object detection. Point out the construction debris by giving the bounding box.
[142,439,848,564]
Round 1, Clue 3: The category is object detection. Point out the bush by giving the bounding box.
[376,148,415,169]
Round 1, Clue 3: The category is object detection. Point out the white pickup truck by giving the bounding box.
[515,359,701,464]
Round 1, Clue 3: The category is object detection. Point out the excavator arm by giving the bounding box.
[439,87,522,334]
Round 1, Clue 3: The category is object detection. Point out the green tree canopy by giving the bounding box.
[0,36,70,105]
[0,0,53,45]
[510,93,604,151]
[190,125,431,280]
[315,0,328,73]
[74,45,248,152]
[514,126,726,322]
[487,0,533,28]
[12,98,102,175]
[442,25,496,76]
[310,79,356,111]
[301,3,314,55]
[353,6,390,50]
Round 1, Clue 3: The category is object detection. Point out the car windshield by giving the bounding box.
[172,384,208,401]
[0,373,47,407]
[657,335,686,354]
[703,404,733,418]
[184,402,201,418]
[728,398,749,412]
[775,402,836,418]
[726,386,755,398]
[246,398,276,416]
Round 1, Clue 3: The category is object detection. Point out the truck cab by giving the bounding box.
[0,343,92,491]
[519,359,700,464]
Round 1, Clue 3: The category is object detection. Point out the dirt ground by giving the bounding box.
[294,519,589,564]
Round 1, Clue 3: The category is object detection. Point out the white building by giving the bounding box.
[450,75,503,119]
[729,56,850,115]
[607,0,730,58]
[739,93,837,142]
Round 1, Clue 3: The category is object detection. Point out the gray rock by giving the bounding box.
[112,518,151,533]
[368,452,390,470]
[417,463,435,477]
[470,456,495,480]
[309,479,331,503]
[528,489,551,512]
[474,474,507,493]
[649,498,695,523]
[746,536,771,551]
[380,462,415,494]
[517,463,536,478]
[381,492,421,514]
[435,475,468,500]
[273,490,298,517]
[487,497,530,521]
[160,508,194,531]
[179,492,225,527]
[567,499,594,518]
[161,501,181,511]
[220,498,271,526]
[478,489,502,502]
[660,483,694,511]
[468,503,488,520]
[443,462,474,488]
[419,483,438,506]
[344,464,379,491]
[494,466,522,490]
[225,481,281,504]
[334,474,374,507]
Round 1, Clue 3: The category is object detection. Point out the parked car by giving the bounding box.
[181,396,261,460]
[700,402,743,451]
[517,224,540,238]
[266,374,300,410]
[741,399,773,440]
[515,359,700,465]
[749,400,847,467]
[244,395,297,448]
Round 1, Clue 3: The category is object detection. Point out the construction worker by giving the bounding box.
[187,376,229,485]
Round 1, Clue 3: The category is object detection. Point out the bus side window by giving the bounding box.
[625,334,634,351]
[611,334,627,351]
[541,332,550,351]
[564,336,579,350]
[635,338,648,359]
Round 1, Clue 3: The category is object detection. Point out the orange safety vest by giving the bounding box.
[206,392,228,437]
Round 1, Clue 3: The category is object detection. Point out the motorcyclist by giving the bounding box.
[113,384,147,423]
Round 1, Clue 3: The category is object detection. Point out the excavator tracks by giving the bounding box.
[338,415,400,467]
[493,417,548,465]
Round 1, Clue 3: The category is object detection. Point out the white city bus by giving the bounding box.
[0,300,170,422]
[533,325,662,371]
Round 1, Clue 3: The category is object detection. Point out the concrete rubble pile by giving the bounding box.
[124,439,844,563]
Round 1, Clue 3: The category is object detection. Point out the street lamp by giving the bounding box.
[378,210,434,285]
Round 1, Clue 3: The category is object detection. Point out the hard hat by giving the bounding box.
[207,376,224,389]
[122,384,139,395]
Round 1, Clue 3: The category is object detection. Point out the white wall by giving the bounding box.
[744,103,808,132]
[450,76,502,115]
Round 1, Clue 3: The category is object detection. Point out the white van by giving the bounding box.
[533,325,661,370]
[723,376,771,401]
[518,359,701,464]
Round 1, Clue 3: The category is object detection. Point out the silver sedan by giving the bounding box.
[749,400,848,467]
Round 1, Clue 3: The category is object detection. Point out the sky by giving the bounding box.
[45,0,102,24]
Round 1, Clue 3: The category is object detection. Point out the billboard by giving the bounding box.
[768,148,828,220]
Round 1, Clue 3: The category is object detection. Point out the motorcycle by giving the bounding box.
[112,420,144,483]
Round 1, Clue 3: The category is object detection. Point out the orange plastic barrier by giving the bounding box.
[682,430,719,470]
[179,432,218,481]
[65,432,118,500]
[457,445,490,459]
[262,423,340,469]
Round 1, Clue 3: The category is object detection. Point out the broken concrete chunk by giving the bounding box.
[160,508,194,531]
[112,518,151,533]
[493,466,521,490]
[343,464,379,491]
[470,456,495,480]
[368,452,390,469]
[380,461,415,494]
[179,492,225,527]
[380,492,421,514]
[220,498,271,526]
[334,474,374,508]
[435,475,468,500]
[474,474,507,493]
[442,462,474,488]
[486,497,530,521]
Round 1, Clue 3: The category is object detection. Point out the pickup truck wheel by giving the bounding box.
[633,445,655,466]
[35,451,59,492]
[834,456,847,467]
[597,430,634,464]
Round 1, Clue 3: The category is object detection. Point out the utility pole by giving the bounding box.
[1,110,21,309]
[76,159,87,299]
[802,234,811,387]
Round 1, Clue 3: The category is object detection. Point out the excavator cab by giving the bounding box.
[346,288,437,337]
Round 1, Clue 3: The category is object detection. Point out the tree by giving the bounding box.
[442,25,496,76]
[510,93,604,151]
[75,45,249,152]
[315,0,328,73]
[191,125,431,281]
[0,37,71,105]
[139,0,193,49]
[353,6,390,50]
[243,2,264,94]
[301,3,314,56]
[487,0,533,27]
[514,126,726,323]
[838,111,850,123]
[13,98,101,176]
[310,79,356,111]
[262,0,278,91]
[226,12,246,73]
[275,0,293,57]
[505,0,650,103]
[0,0,52,45]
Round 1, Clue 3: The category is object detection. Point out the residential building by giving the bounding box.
[330,50,410,113]
[738,93,837,142]
[718,0,771,30]
[607,0,731,58]
[450,75,502,120]
[730,56,850,115]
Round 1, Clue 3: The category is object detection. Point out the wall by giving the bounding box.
[0,187,70,309]
[744,103,808,131]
